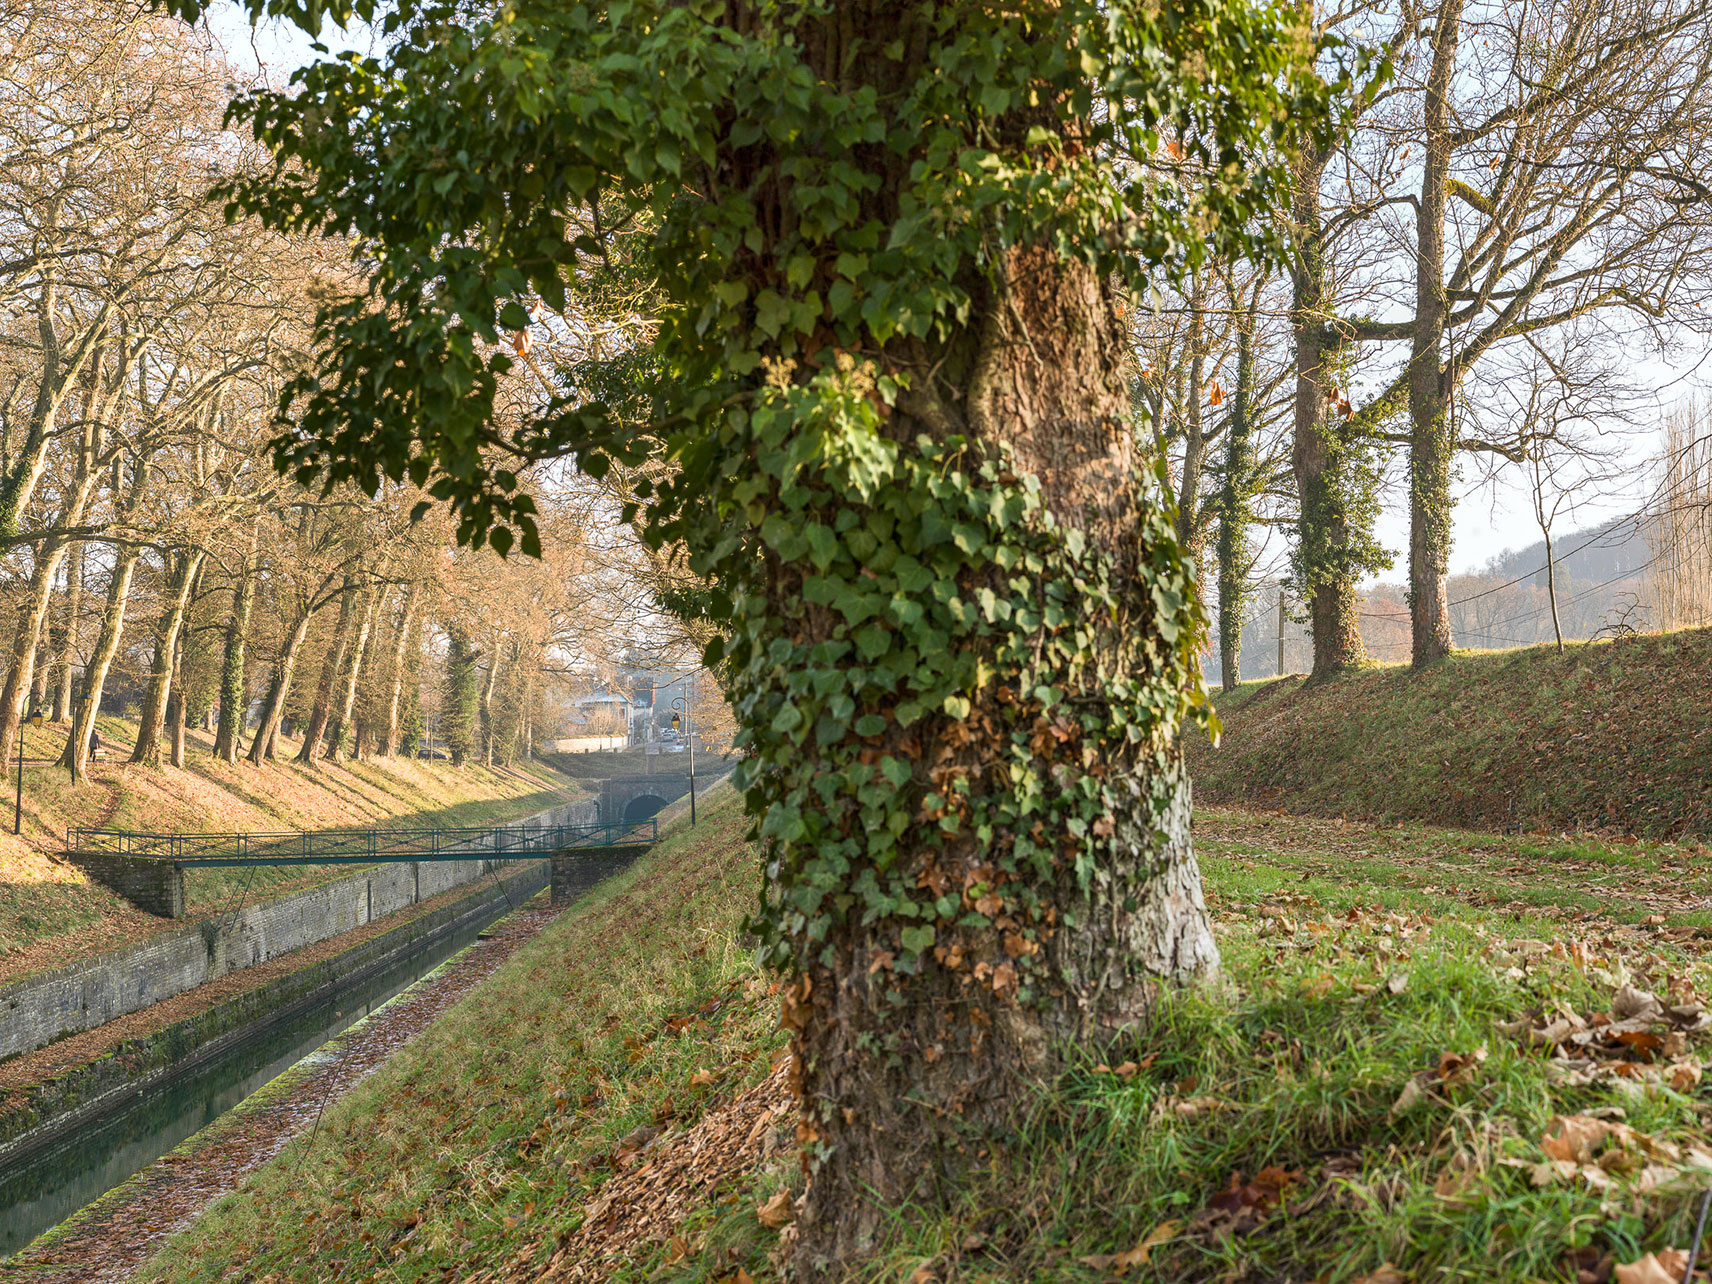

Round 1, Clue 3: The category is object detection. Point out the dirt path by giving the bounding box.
[0,898,565,1284]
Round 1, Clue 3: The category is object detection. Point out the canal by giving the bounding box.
[0,899,511,1259]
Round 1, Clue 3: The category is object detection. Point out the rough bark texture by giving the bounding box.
[786,236,1217,1268]
[132,549,203,766]
[213,530,260,762]
[1407,0,1462,668]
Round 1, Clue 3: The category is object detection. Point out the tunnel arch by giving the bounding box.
[623,794,670,823]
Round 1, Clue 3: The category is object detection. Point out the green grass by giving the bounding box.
[1190,626,1712,839]
[133,800,1712,1284]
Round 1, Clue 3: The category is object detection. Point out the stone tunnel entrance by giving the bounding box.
[622,794,670,823]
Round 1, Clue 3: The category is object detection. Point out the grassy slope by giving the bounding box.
[141,791,1712,1284]
[1189,627,1712,839]
[0,715,582,965]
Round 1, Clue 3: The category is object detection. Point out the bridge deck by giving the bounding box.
[65,820,657,867]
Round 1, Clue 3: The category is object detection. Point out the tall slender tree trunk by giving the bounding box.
[296,582,356,765]
[132,549,204,766]
[380,582,421,757]
[166,558,202,770]
[213,528,260,762]
[62,547,140,782]
[249,609,313,763]
[1544,529,1564,652]
[479,631,504,768]
[52,540,83,723]
[1216,303,1256,692]
[324,587,378,762]
[1173,274,1208,554]
[1407,0,1463,668]
[0,537,73,767]
[1290,146,1367,678]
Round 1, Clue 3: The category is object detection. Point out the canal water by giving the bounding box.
[0,904,506,1258]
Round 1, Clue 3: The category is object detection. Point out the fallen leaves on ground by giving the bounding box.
[1522,1112,1712,1192]
[1615,1248,1693,1284]
[1077,1220,1179,1273]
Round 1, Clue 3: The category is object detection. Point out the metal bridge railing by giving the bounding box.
[66,819,658,866]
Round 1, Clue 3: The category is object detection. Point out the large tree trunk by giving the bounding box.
[1407,0,1463,668]
[323,586,378,762]
[62,546,140,782]
[1290,146,1367,679]
[248,609,313,763]
[132,549,204,766]
[213,529,260,762]
[296,581,356,765]
[379,582,420,757]
[52,539,83,723]
[782,246,1218,1267]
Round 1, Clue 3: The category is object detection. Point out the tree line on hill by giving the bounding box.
[1142,0,1712,685]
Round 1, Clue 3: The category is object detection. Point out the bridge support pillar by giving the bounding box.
[71,855,186,918]
[550,845,645,906]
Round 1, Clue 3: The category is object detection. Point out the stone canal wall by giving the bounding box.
[0,858,553,1168]
[0,801,596,1062]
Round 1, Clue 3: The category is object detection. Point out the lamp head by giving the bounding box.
[27,712,41,727]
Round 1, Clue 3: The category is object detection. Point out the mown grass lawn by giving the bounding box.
[135,796,1712,1284]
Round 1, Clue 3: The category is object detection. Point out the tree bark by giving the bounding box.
[0,537,73,767]
[323,586,378,762]
[52,539,83,723]
[785,240,1219,1266]
[62,546,140,782]
[479,630,504,768]
[1216,304,1256,691]
[1290,145,1368,679]
[296,581,356,766]
[248,609,313,764]
[1407,0,1463,668]
[380,582,421,757]
[213,528,260,762]
[132,549,204,766]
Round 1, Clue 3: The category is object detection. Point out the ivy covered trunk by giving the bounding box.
[768,237,1219,1269]
[1290,148,1369,679]
[188,0,1332,1268]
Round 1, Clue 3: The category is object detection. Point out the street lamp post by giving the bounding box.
[16,707,41,835]
[670,678,696,827]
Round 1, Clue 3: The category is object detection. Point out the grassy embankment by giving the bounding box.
[1189,625,1712,838]
[0,715,582,971]
[140,779,1712,1283]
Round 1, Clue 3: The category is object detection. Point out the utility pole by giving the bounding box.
[1277,587,1287,677]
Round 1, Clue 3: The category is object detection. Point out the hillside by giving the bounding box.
[0,715,583,980]
[125,775,1712,1281]
[1190,626,1712,839]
